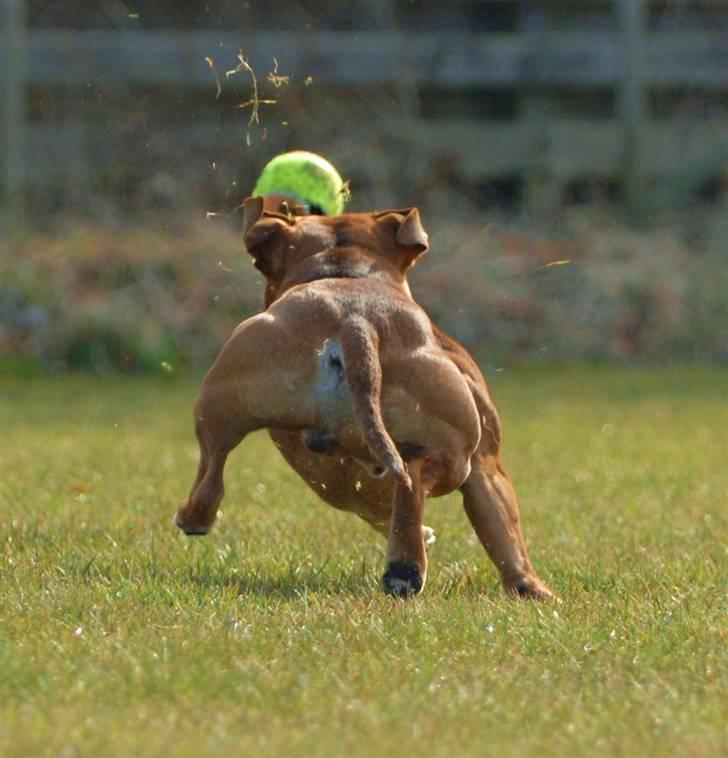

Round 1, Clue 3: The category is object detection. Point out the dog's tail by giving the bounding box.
[340,318,412,490]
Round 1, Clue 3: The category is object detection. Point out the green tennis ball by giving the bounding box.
[252,150,347,216]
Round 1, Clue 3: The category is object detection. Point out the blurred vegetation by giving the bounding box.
[2,202,726,374]
[1,221,260,375]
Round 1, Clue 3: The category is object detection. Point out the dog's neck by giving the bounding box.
[265,248,410,307]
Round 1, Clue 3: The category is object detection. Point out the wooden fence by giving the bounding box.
[2,0,727,221]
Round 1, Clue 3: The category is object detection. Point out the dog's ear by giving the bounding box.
[374,208,429,271]
[242,195,265,239]
[242,196,293,277]
[394,208,429,253]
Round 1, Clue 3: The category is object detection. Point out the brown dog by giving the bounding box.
[175,197,553,599]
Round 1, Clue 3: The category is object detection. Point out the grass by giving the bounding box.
[1,367,726,756]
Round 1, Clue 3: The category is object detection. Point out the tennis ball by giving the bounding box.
[252,150,347,216]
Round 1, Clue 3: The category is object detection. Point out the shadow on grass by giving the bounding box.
[185,561,512,601]
[186,562,379,600]
[68,546,552,601]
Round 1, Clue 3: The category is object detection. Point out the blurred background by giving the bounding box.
[1,0,727,374]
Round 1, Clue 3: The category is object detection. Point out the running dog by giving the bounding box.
[175,197,553,599]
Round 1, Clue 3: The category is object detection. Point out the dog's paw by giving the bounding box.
[422,525,437,549]
[382,561,424,598]
[507,576,556,601]
[174,512,211,536]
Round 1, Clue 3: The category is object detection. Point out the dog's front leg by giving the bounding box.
[382,459,427,598]
[460,455,553,600]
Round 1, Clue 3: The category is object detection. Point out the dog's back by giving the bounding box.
[261,276,480,492]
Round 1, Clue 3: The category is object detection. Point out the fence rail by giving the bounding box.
[2,0,728,220]
[22,119,728,181]
[25,30,728,87]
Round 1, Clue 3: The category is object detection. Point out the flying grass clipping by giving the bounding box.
[203,51,349,216]
[204,51,302,146]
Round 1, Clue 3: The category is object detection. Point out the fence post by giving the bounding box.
[617,0,647,222]
[1,0,28,229]
[517,3,561,217]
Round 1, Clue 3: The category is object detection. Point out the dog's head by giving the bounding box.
[242,196,429,306]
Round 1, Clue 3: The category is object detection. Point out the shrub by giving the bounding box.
[2,207,726,374]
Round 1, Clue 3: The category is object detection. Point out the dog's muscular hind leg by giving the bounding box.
[176,312,317,536]
[461,456,553,600]
[175,410,252,536]
[382,460,428,597]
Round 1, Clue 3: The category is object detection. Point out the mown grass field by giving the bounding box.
[1,368,726,756]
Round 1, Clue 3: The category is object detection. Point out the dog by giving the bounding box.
[175,196,553,599]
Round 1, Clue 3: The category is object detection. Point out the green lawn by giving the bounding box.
[1,368,726,756]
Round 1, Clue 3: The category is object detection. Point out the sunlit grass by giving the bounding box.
[1,368,726,756]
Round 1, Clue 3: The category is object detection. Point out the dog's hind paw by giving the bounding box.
[507,576,556,601]
[382,561,424,598]
[174,512,211,536]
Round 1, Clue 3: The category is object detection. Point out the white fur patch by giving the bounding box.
[422,526,437,547]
